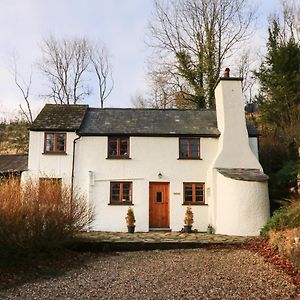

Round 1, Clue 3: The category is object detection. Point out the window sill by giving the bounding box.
[106,157,131,160]
[182,203,207,206]
[108,202,133,206]
[178,158,202,160]
[43,152,67,155]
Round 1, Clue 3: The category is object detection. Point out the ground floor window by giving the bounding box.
[183,182,205,205]
[110,182,132,205]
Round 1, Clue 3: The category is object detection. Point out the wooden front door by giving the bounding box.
[149,182,170,228]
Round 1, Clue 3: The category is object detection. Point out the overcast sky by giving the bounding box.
[0,0,280,119]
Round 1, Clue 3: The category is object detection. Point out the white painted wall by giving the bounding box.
[74,136,217,232]
[215,172,270,236]
[23,131,77,184]
[249,137,259,159]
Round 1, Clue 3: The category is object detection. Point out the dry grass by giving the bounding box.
[0,178,94,257]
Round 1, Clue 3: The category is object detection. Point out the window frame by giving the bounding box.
[44,132,67,154]
[178,137,201,159]
[183,182,205,205]
[109,181,133,205]
[107,136,130,159]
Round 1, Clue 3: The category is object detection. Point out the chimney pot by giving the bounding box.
[224,68,230,78]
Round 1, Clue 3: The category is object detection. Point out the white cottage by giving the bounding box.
[23,77,270,236]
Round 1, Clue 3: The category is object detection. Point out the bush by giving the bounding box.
[0,178,94,256]
[261,199,300,239]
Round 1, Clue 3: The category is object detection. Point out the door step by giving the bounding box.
[149,228,172,232]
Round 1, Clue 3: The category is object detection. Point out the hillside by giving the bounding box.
[0,120,29,154]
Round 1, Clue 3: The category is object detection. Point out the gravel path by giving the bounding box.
[1,249,299,300]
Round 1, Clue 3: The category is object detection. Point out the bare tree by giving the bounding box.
[39,36,114,107]
[39,36,91,105]
[89,43,114,108]
[147,0,256,108]
[12,55,33,123]
[281,0,300,41]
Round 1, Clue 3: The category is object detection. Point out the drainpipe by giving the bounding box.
[71,133,81,200]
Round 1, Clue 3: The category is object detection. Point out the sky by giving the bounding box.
[0,0,281,120]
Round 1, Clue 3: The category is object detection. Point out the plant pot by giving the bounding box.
[184,225,192,233]
[127,225,135,233]
[207,227,213,234]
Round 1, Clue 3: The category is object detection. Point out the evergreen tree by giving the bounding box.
[255,19,300,133]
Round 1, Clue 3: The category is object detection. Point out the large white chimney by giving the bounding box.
[213,77,262,170]
[210,74,270,236]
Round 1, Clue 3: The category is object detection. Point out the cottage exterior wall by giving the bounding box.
[25,131,77,184]
[73,136,217,232]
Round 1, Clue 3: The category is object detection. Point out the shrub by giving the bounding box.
[261,199,300,239]
[0,178,94,256]
[184,206,194,226]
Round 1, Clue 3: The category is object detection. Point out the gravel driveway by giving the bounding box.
[1,249,299,300]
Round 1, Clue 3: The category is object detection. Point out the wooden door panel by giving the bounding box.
[149,182,169,228]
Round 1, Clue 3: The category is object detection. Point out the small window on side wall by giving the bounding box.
[183,182,205,205]
[44,132,66,154]
[108,136,129,158]
[179,138,200,159]
[110,182,132,205]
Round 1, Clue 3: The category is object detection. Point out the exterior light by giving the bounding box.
[158,172,162,179]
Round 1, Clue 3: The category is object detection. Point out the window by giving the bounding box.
[183,183,205,204]
[110,182,132,204]
[179,138,200,159]
[108,137,129,158]
[44,132,66,153]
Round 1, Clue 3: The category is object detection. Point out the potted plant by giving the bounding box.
[125,207,136,233]
[184,206,194,233]
[207,224,214,234]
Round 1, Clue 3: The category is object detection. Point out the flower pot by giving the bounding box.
[127,225,135,233]
[207,227,213,234]
[184,225,192,233]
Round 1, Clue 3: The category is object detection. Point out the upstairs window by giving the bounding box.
[44,132,66,153]
[183,182,205,205]
[179,138,200,159]
[110,182,132,204]
[108,137,129,158]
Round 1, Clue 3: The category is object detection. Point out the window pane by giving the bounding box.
[190,139,199,158]
[195,184,204,202]
[57,134,65,151]
[120,138,128,156]
[111,183,120,201]
[108,138,118,156]
[45,133,55,152]
[180,139,189,158]
[184,184,193,202]
[122,182,131,201]
[156,192,162,203]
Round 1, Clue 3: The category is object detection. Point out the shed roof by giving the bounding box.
[0,154,28,173]
[217,168,269,182]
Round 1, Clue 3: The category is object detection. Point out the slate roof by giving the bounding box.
[78,108,221,137]
[217,168,269,182]
[29,105,259,137]
[0,154,28,173]
[30,104,89,131]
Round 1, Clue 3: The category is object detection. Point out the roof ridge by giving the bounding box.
[88,107,216,112]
